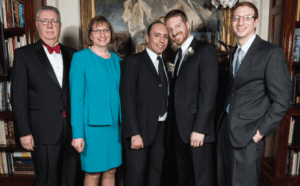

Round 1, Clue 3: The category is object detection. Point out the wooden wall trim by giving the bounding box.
[23,0,45,45]
[80,0,93,49]
[269,0,297,75]
[282,0,297,74]
[23,0,35,44]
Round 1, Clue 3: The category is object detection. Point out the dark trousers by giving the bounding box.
[174,124,214,186]
[124,121,166,186]
[217,113,264,186]
[160,144,178,186]
[31,119,78,186]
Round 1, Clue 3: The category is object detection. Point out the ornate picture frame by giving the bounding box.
[80,0,223,57]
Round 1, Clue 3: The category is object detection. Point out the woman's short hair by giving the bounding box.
[85,15,115,46]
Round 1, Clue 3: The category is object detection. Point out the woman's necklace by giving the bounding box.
[92,46,109,56]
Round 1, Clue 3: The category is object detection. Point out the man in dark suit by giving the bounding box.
[165,10,218,186]
[217,2,292,186]
[120,21,170,186]
[11,6,77,186]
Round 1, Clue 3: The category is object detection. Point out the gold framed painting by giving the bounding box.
[80,0,223,58]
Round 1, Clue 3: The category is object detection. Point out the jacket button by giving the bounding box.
[159,84,162,87]
[158,100,161,102]
[232,90,236,94]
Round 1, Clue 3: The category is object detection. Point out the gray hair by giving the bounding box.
[36,6,61,21]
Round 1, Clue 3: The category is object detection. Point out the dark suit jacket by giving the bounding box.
[219,35,292,148]
[120,50,171,147]
[172,38,218,144]
[11,40,76,144]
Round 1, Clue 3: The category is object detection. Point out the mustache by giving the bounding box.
[172,32,182,38]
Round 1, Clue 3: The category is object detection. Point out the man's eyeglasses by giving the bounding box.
[37,19,60,26]
[231,15,256,22]
[91,29,111,34]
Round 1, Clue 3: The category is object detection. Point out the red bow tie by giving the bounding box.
[44,43,61,54]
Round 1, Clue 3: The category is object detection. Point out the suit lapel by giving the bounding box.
[35,40,61,88]
[177,38,197,77]
[171,49,179,78]
[61,46,70,92]
[233,36,261,86]
[141,50,161,82]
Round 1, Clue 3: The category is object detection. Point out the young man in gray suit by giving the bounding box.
[217,2,292,186]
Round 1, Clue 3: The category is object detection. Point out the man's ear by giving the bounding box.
[185,20,190,31]
[145,34,149,43]
[36,21,39,31]
[254,18,259,30]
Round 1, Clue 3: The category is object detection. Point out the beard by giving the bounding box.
[173,32,189,46]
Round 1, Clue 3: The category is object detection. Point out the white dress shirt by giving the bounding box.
[146,47,168,121]
[232,34,256,76]
[173,35,194,77]
[43,43,63,87]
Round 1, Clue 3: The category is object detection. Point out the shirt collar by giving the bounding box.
[146,47,162,63]
[180,35,194,55]
[41,40,59,48]
[237,34,256,54]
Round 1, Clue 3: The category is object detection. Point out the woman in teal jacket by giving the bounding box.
[69,15,121,186]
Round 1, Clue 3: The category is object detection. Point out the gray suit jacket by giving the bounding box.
[220,35,292,148]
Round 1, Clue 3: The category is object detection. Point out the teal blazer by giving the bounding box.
[69,48,122,139]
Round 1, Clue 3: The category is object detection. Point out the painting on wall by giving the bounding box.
[81,0,223,57]
[191,32,212,43]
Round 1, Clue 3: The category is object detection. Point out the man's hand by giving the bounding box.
[20,134,34,151]
[71,138,85,153]
[252,130,264,143]
[190,132,205,148]
[131,134,144,150]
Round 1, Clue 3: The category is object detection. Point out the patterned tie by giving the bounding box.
[226,48,244,113]
[234,48,243,77]
[157,56,168,117]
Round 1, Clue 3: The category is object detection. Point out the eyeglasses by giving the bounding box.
[91,29,111,34]
[231,15,256,22]
[38,19,60,25]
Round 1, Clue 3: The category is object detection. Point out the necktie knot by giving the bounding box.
[238,48,243,56]
[178,48,182,59]
[157,56,163,63]
[157,56,166,78]
[44,42,61,54]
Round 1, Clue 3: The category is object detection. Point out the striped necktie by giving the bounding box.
[226,48,244,113]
